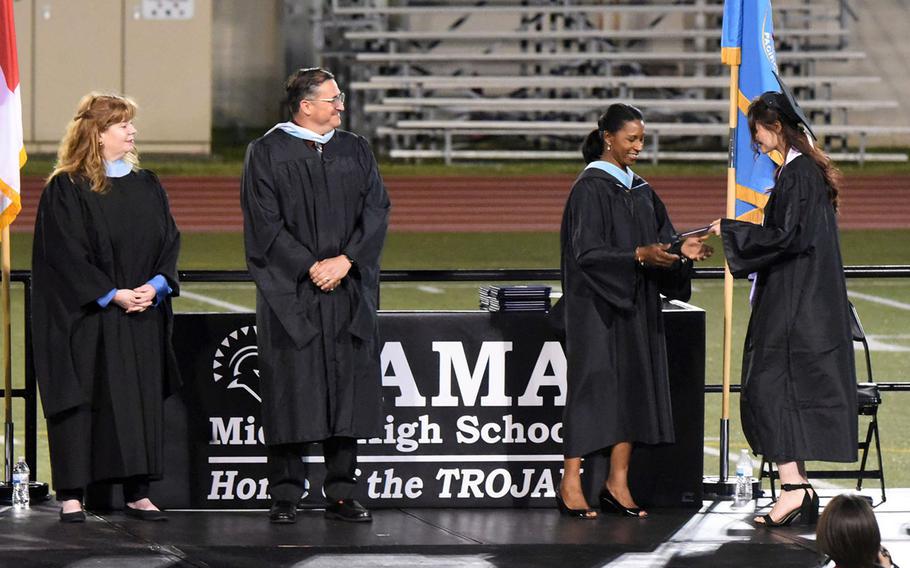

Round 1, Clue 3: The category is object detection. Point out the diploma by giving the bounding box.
[672,224,714,244]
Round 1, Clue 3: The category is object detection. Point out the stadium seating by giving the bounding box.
[324,0,905,163]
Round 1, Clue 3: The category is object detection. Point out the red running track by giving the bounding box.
[14,174,910,233]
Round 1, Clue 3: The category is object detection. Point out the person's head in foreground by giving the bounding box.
[816,493,895,568]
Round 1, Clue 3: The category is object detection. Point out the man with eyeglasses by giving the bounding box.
[241,67,390,524]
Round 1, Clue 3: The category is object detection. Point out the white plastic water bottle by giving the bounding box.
[734,449,752,507]
[12,456,30,509]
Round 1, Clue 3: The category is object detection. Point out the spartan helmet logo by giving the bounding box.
[212,325,261,403]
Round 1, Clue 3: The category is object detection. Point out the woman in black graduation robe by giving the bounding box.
[31,94,180,522]
[557,104,712,519]
[711,92,856,527]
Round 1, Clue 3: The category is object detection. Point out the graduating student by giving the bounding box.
[556,104,713,519]
[32,93,180,523]
[241,67,390,524]
[710,78,857,527]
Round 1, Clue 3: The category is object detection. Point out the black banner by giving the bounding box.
[153,306,704,509]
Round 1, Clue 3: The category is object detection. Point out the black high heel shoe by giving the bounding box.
[756,483,818,527]
[599,488,647,518]
[555,492,598,519]
[808,485,820,524]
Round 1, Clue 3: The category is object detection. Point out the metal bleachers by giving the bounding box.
[365,97,894,113]
[355,50,866,64]
[326,0,905,164]
[345,27,849,42]
[330,1,841,17]
[350,75,881,99]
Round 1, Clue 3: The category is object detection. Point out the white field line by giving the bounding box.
[847,290,910,350]
[848,290,910,311]
[382,282,560,289]
[381,283,702,295]
[0,436,21,447]
[382,282,479,289]
[184,283,255,290]
[178,290,253,313]
[863,336,910,352]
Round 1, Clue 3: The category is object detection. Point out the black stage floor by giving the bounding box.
[3,490,908,568]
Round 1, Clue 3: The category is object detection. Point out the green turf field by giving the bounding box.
[5,229,909,494]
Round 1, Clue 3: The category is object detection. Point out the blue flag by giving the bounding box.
[721,0,782,223]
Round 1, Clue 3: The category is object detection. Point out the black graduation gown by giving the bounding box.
[31,171,181,485]
[241,129,390,446]
[558,168,692,458]
[721,154,857,463]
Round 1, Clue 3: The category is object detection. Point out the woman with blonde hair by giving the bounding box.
[31,93,180,522]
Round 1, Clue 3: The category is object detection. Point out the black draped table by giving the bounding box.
[142,304,704,509]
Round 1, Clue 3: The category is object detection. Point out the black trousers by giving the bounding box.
[267,436,358,504]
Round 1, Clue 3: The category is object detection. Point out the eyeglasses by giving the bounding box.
[306,92,346,106]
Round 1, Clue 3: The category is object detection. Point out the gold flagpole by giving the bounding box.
[719,63,740,484]
[2,225,12,484]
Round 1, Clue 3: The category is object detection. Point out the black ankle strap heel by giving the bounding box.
[757,483,818,527]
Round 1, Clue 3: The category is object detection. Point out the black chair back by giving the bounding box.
[849,302,873,383]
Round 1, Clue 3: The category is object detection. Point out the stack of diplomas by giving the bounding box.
[479,285,551,312]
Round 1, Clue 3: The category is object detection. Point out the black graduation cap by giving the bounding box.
[758,71,817,140]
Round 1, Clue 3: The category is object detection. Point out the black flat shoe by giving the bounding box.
[324,499,372,523]
[600,488,647,518]
[59,509,86,523]
[124,506,168,522]
[754,483,817,527]
[269,501,297,524]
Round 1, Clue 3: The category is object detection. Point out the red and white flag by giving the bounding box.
[0,0,26,229]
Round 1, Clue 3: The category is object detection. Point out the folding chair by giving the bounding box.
[758,302,886,503]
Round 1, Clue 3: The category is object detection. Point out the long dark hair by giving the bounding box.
[581,103,644,164]
[816,494,881,568]
[747,95,842,212]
